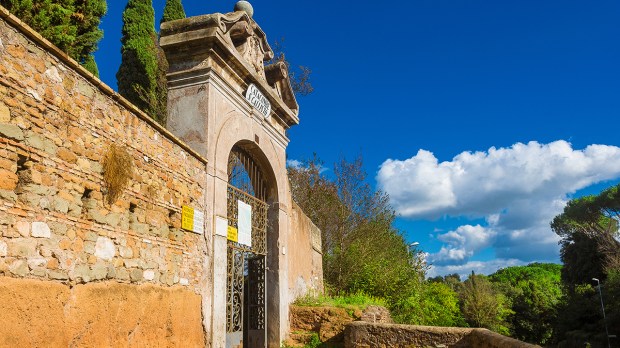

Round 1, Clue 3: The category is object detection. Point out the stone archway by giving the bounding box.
[224,141,282,348]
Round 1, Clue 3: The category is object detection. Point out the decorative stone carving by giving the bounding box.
[265,61,298,111]
[225,14,273,78]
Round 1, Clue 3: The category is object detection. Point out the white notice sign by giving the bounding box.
[237,200,252,247]
[215,216,228,237]
[193,209,205,235]
[245,83,271,118]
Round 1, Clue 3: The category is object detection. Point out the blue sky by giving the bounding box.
[95,1,620,277]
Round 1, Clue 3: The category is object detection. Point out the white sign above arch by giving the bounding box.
[245,83,271,118]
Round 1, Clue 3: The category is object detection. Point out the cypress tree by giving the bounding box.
[160,0,185,24]
[116,0,160,121]
[0,0,106,76]
[72,0,107,76]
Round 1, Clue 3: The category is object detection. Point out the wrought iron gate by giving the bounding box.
[226,146,267,348]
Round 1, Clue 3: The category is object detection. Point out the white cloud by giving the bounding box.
[429,224,495,265]
[378,140,620,270]
[286,159,303,169]
[286,159,328,173]
[427,258,527,279]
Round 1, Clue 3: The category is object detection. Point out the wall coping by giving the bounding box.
[0,5,208,165]
[345,321,542,348]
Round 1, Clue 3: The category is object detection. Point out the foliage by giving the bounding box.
[1,0,106,76]
[269,39,313,96]
[102,144,133,205]
[551,184,620,286]
[551,183,620,346]
[116,0,162,121]
[288,155,426,305]
[293,291,387,311]
[489,263,562,345]
[393,281,466,327]
[160,0,185,23]
[281,332,322,348]
[459,272,512,335]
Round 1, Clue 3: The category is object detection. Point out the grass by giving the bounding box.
[293,291,387,311]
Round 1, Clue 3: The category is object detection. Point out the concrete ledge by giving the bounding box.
[344,321,541,348]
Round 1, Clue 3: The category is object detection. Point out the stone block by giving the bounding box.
[130,268,143,282]
[48,270,69,280]
[27,257,47,269]
[0,169,18,190]
[9,260,28,276]
[91,263,108,280]
[124,259,140,269]
[72,264,91,283]
[143,270,155,281]
[31,221,51,238]
[116,267,130,281]
[13,221,29,237]
[94,236,115,261]
[8,238,37,257]
[83,241,95,254]
[49,222,68,236]
[119,246,133,258]
[0,189,17,202]
[84,231,98,242]
[52,197,70,214]
[0,123,24,141]
[0,102,9,122]
[0,240,7,257]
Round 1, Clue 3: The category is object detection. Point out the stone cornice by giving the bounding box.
[160,11,300,128]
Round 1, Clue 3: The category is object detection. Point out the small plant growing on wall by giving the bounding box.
[102,144,134,205]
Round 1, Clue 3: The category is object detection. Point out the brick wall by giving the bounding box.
[0,7,209,345]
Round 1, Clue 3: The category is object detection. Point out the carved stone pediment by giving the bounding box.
[218,12,274,79]
[160,10,300,124]
[265,61,298,112]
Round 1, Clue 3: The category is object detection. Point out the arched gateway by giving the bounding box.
[160,3,300,347]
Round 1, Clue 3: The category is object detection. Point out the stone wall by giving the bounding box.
[345,322,541,348]
[0,7,210,344]
[288,202,323,300]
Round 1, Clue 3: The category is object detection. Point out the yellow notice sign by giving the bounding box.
[181,206,194,231]
[227,226,238,242]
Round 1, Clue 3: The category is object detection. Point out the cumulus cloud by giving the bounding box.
[286,159,328,173]
[430,225,495,265]
[377,141,620,271]
[427,258,527,279]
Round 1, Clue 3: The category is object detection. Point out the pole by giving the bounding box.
[593,278,611,348]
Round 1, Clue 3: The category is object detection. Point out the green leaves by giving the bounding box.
[288,155,426,303]
[116,0,166,122]
[160,0,185,24]
[1,0,106,76]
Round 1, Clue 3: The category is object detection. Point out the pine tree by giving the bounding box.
[0,0,106,76]
[160,0,185,24]
[116,0,160,121]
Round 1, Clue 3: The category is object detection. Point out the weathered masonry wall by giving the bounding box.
[0,8,209,346]
[345,322,541,348]
[288,202,323,300]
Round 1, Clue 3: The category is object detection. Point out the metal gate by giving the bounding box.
[226,146,267,348]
